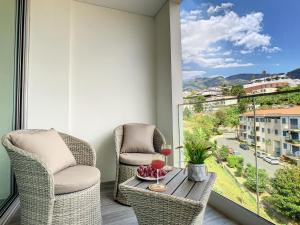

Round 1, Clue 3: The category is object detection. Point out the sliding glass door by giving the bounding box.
[0,0,26,216]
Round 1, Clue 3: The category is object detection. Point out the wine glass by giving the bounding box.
[149,155,166,191]
[161,144,173,171]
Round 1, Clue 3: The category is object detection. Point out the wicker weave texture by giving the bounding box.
[113,124,166,205]
[119,174,216,225]
[1,129,102,225]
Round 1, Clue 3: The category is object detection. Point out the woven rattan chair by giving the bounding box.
[113,124,166,205]
[2,129,102,225]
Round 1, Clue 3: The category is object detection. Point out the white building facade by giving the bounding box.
[239,106,300,157]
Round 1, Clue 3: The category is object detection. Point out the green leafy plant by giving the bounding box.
[219,146,230,161]
[184,130,213,164]
[235,164,243,177]
[244,164,269,193]
[227,155,243,168]
[266,166,300,221]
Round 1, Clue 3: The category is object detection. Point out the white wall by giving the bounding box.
[27,0,71,132]
[70,1,156,181]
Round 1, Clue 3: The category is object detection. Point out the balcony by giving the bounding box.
[284,124,300,131]
[2,0,300,225]
[285,137,300,146]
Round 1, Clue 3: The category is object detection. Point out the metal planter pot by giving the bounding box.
[187,163,208,182]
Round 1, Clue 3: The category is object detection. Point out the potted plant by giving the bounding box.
[184,130,214,181]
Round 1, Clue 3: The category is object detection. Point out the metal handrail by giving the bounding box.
[180,89,300,105]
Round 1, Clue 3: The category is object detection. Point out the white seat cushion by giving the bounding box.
[9,129,76,174]
[119,153,164,166]
[54,165,100,194]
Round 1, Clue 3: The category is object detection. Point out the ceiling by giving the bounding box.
[76,0,168,17]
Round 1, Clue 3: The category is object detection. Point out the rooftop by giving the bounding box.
[243,105,300,116]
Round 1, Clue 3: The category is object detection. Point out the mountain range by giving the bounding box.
[183,68,300,90]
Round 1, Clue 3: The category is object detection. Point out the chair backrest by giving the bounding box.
[114,124,166,154]
[2,129,77,174]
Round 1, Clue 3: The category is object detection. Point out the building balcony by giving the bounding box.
[284,124,300,131]
[285,137,300,146]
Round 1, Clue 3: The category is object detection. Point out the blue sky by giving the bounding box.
[180,0,300,79]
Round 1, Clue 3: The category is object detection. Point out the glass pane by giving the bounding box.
[180,98,259,215]
[180,0,300,224]
[253,92,300,224]
[180,91,300,224]
[0,0,16,210]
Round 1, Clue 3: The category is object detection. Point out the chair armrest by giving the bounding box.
[114,125,123,161]
[153,128,166,152]
[1,135,55,199]
[59,133,96,167]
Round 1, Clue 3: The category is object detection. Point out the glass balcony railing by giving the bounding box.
[285,136,300,144]
[290,124,300,130]
[178,89,300,225]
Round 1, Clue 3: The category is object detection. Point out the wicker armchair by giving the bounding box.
[113,124,166,205]
[1,129,102,225]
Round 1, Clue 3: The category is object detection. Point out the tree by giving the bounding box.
[193,95,205,113]
[218,146,230,161]
[230,85,246,97]
[189,114,216,138]
[183,107,192,120]
[237,98,250,113]
[244,164,269,193]
[266,166,300,221]
[235,163,243,177]
[224,106,240,139]
[214,109,226,126]
[227,155,243,168]
[221,84,231,96]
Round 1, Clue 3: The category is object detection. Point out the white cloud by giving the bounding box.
[262,46,281,53]
[214,62,254,68]
[181,9,202,24]
[240,49,253,54]
[181,3,280,69]
[207,2,234,14]
[183,70,206,79]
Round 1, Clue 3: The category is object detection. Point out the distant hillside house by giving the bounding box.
[243,75,300,95]
[240,106,300,161]
[203,96,237,112]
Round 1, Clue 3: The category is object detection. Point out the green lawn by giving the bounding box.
[205,157,277,224]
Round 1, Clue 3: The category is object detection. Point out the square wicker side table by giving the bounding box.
[119,168,216,225]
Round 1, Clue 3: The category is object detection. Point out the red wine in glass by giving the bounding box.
[151,159,164,185]
[151,159,165,170]
[161,144,172,170]
[160,148,172,156]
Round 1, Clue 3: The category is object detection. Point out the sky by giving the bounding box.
[180,0,300,80]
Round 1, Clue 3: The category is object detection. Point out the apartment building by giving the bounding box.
[239,106,300,157]
[243,75,300,95]
[203,96,238,112]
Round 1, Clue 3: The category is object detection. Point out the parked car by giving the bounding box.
[263,156,272,163]
[239,143,249,150]
[268,156,280,165]
[269,159,280,165]
[254,151,266,158]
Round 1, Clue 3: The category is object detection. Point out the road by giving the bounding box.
[215,132,281,177]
